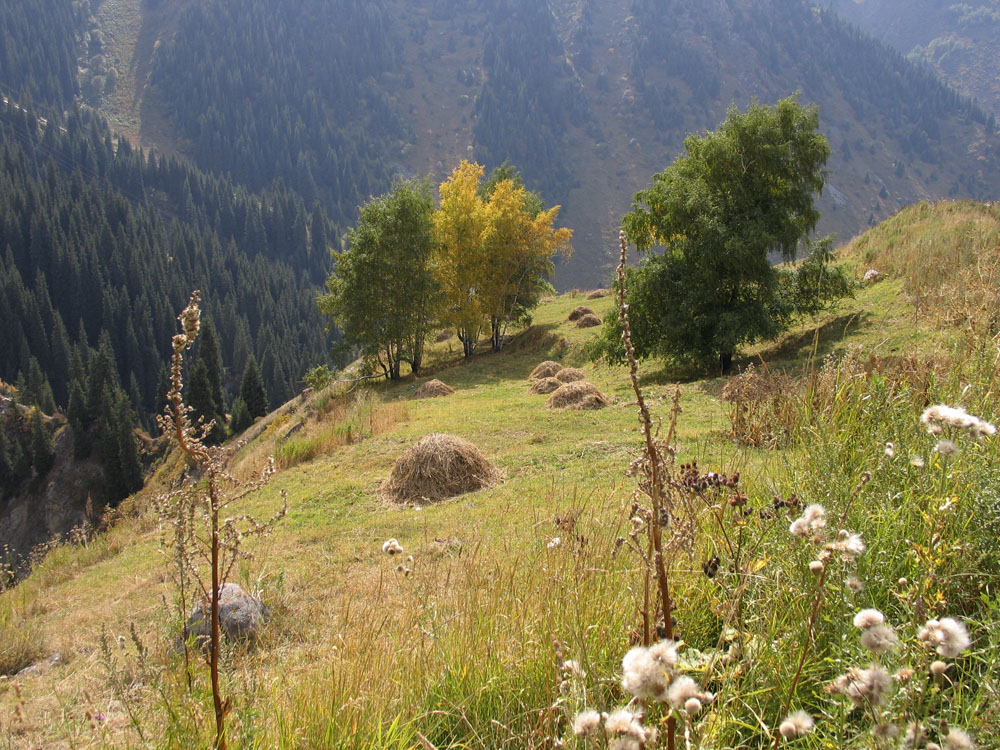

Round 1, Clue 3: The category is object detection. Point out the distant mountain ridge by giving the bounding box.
[825,0,1000,117]
[6,0,1000,291]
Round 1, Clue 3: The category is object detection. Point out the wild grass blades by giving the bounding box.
[154,291,287,750]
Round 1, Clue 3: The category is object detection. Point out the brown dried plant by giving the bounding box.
[154,291,286,750]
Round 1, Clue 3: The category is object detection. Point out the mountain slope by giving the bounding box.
[826,0,1000,117]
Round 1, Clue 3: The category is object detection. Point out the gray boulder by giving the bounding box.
[185,583,269,644]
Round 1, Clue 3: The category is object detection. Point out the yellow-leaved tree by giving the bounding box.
[480,177,572,351]
[433,160,573,356]
[433,161,489,358]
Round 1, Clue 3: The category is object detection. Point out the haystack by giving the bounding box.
[546,381,610,410]
[586,289,608,300]
[413,379,455,399]
[575,313,602,328]
[568,306,594,321]
[529,377,562,395]
[529,360,564,380]
[555,367,586,384]
[381,433,502,504]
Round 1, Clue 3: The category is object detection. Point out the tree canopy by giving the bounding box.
[595,97,838,373]
[319,178,440,379]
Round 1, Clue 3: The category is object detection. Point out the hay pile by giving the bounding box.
[529,360,564,379]
[529,377,562,394]
[546,381,610,410]
[575,313,602,328]
[568,306,595,321]
[555,367,586,384]
[586,289,608,299]
[413,379,455,399]
[381,433,502,504]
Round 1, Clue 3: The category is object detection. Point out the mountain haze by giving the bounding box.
[74,0,1000,287]
[826,0,1000,117]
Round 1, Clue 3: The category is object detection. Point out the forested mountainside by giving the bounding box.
[0,102,334,423]
[0,0,80,111]
[70,0,999,288]
[826,0,1000,117]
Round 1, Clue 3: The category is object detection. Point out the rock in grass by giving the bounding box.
[185,583,269,644]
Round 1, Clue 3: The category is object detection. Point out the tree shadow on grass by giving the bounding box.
[751,311,872,374]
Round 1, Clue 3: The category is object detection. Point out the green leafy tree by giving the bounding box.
[601,96,833,373]
[319,178,440,379]
[239,355,269,420]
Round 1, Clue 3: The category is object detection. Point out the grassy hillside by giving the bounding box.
[2,204,999,748]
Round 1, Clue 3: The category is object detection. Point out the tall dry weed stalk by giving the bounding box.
[154,291,286,750]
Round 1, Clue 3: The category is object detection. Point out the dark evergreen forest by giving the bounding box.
[0,0,79,111]
[149,0,404,229]
[0,102,335,425]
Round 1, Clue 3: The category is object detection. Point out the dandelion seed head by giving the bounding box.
[666,676,701,709]
[809,560,824,574]
[621,646,669,702]
[945,727,975,750]
[604,709,646,741]
[684,697,702,716]
[779,710,814,739]
[936,439,959,456]
[919,617,971,658]
[861,624,899,654]
[572,710,602,737]
[382,538,403,555]
[872,724,900,740]
[853,608,885,629]
[930,660,948,678]
[910,455,926,467]
[831,665,890,707]
[647,640,678,667]
[847,577,864,593]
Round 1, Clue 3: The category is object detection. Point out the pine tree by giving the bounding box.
[229,396,253,435]
[198,318,225,416]
[239,355,268,419]
[114,393,144,498]
[30,408,55,477]
[187,359,226,444]
[0,431,14,496]
[67,377,90,459]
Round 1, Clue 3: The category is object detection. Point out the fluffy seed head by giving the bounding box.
[944,727,975,750]
[919,617,971,658]
[684,697,702,716]
[861,624,899,654]
[930,660,949,678]
[809,560,824,574]
[847,577,865,593]
[935,439,959,456]
[872,724,900,740]
[921,404,996,439]
[604,709,646,741]
[572,710,602,737]
[382,538,403,555]
[853,608,885,629]
[666,676,701,710]
[830,665,890,707]
[779,710,814,739]
[884,442,895,458]
[621,645,670,702]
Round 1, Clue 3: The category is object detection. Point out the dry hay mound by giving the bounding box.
[555,367,586,384]
[586,289,609,299]
[529,360,564,380]
[575,313,602,328]
[381,433,502,504]
[413,379,455,399]
[547,381,610,410]
[529,377,562,394]
[568,306,595,321]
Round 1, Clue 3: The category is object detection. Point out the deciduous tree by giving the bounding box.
[598,96,834,373]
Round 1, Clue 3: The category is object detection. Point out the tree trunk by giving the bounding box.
[491,317,503,352]
[720,351,733,375]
